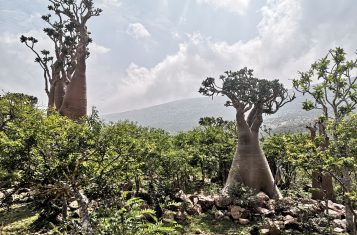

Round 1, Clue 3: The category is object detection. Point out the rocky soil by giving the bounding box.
[170,190,351,234]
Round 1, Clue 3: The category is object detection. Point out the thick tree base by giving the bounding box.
[223,148,282,200]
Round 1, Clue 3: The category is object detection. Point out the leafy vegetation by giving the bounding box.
[1,1,357,231]
[1,86,356,234]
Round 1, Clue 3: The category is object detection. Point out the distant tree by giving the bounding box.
[20,0,102,120]
[293,47,357,233]
[197,117,236,184]
[331,114,357,233]
[263,133,310,190]
[199,68,295,199]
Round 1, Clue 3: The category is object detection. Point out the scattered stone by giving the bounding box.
[88,200,99,213]
[240,209,251,219]
[238,218,249,225]
[188,194,198,203]
[309,217,328,227]
[214,195,232,209]
[175,190,193,207]
[321,200,345,211]
[282,208,299,217]
[5,188,14,194]
[283,215,295,222]
[0,191,4,200]
[299,198,317,204]
[17,192,31,203]
[174,210,187,221]
[326,209,343,219]
[334,227,345,233]
[274,197,295,213]
[187,204,202,216]
[283,215,300,230]
[273,220,285,228]
[256,207,274,216]
[257,192,270,201]
[196,195,215,211]
[266,223,281,235]
[332,202,345,211]
[298,202,320,212]
[230,206,245,220]
[214,209,224,219]
[260,228,270,234]
[266,199,276,210]
[55,213,64,224]
[192,197,199,205]
[69,200,79,210]
[256,192,270,207]
[333,219,346,229]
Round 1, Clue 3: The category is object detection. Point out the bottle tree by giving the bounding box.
[199,67,295,199]
[20,0,102,120]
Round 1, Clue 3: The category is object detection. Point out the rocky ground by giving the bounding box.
[0,188,353,234]
[170,190,351,234]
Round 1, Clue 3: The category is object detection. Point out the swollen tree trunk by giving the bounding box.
[47,85,55,112]
[59,29,87,120]
[54,79,65,111]
[311,172,335,201]
[47,62,67,115]
[59,65,86,120]
[223,111,282,199]
[198,68,294,199]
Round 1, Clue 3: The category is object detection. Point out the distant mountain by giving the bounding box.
[103,93,321,133]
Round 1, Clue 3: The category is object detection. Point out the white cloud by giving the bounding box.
[100,0,357,113]
[0,33,19,44]
[98,0,122,8]
[88,42,111,61]
[126,23,151,40]
[196,0,251,15]
[3,0,357,115]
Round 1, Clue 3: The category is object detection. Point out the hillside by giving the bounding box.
[103,93,320,133]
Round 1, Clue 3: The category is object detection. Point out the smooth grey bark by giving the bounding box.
[199,69,293,199]
[59,28,87,120]
[223,108,282,199]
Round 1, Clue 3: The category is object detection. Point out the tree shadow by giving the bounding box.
[0,203,38,232]
[180,213,251,234]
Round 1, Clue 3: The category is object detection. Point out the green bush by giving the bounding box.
[93,195,180,235]
[227,182,258,208]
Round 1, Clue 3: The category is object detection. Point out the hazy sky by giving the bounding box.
[1,0,357,114]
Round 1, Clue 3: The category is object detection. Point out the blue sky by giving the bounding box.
[1,0,357,114]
